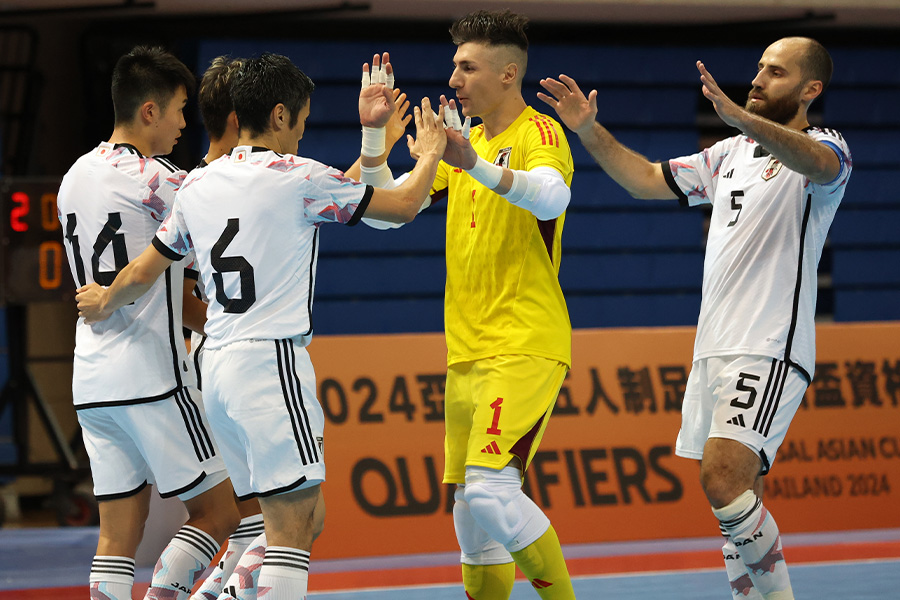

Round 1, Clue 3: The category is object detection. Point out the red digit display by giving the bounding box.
[2,180,75,304]
[10,191,30,232]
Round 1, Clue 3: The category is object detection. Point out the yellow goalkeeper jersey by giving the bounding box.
[430,105,574,367]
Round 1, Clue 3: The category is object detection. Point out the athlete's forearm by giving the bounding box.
[578,122,674,200]
[395,153,441,219]
[182,284,207,335]
[733,113,841,184]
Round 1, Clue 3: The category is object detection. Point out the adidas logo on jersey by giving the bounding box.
[481,440,502,455]
[723,168,734,179]
[726,414,746,427]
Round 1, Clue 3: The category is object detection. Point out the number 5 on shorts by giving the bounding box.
[730,372,760,409]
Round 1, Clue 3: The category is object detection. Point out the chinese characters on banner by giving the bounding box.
[307,323,900,560]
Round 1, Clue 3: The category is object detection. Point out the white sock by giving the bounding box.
[219,532,267,600]
[89,555,135,600]
[721,531,764,599]
[256,546,310,600]
[713,490,794,600]
[145,525,220,600]
[193,515,265,600]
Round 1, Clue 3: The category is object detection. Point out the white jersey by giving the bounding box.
[664,127,852,381]
[154,145,373,350]
[58,142,196,407]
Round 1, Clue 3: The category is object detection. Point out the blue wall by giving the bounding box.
[197,40,900,334]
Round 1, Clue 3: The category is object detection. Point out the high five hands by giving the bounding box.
[537,74,597,137]
[359,52,397,128]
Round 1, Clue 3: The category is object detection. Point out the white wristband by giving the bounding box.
[361,126,386,158]
[360,162,396,189]
[466,156,503,190]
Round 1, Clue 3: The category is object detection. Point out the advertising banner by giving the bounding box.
[308,323,900,559]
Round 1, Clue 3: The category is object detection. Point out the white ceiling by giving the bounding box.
[2,0,900,27]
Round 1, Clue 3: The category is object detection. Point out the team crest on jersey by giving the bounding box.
[761,157,783,181]
[494,147,512,168]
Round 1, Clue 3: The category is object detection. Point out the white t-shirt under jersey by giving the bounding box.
[664,127,852,380]
[58,142,196,407]
[154,145,373,350]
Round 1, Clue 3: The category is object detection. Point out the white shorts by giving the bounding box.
[189,331,207,390]
[675,355,809,474]
[77,386,228,501]
[202,338,325,500]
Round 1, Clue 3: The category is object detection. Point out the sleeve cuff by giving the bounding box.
[151,237,185,261]
[346,185,375,227]
[662,161,690,207]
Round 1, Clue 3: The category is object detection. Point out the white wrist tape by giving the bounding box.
[361,126,386,158]
[466,156,503,190]
[503,166,570,221]
[360,162,395,189]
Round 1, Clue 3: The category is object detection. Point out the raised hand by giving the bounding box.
[386,88,412,148]
[407,97,446,160]
[697,61,744,129]
[359,52,396,128]
[537,74,598,137]
[436,95,476,170]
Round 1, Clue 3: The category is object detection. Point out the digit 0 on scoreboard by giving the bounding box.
[0,178,74,304]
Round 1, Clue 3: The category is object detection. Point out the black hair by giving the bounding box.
[111,46,195,125]
[198,56,244,140]
[231,53,315,137]
[449,9,529,52]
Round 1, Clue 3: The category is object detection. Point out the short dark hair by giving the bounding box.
[111,46,195,125]
[198,56,244,140]
[449,9,529,52]
[798,37,833,91]
[231,53,315,137]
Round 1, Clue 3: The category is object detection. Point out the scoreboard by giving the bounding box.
[0,178,74,304]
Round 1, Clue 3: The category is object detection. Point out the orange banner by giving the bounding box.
[307,322,900,560]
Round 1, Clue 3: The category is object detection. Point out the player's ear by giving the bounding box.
[270,103,288,132]
[802,80,823,104]
[227,110,239,132]
[502,62,518,85]
[139,100,156,126]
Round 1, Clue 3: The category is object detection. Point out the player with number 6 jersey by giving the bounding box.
[75,52,447,600]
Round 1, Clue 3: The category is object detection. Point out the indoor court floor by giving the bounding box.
[1,526,898,599]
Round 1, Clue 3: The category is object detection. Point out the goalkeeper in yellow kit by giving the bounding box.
[352,9,576,599]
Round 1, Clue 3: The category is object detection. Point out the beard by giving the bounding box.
[744,88,802,125]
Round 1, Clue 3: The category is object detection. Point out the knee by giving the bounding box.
[463,479,515,534]
[185,489,241,542]
[311,500,325,542]
[700,463,752,509]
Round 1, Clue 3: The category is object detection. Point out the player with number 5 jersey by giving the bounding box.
[540,36,851,600]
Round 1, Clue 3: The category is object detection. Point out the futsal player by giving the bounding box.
[75,53,447,600]
[57,46,240,600]
[355,10,578,599]
[187,55,268,600]
[538,37,851,600]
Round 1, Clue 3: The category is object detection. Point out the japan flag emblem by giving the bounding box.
[762,157,783,181]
